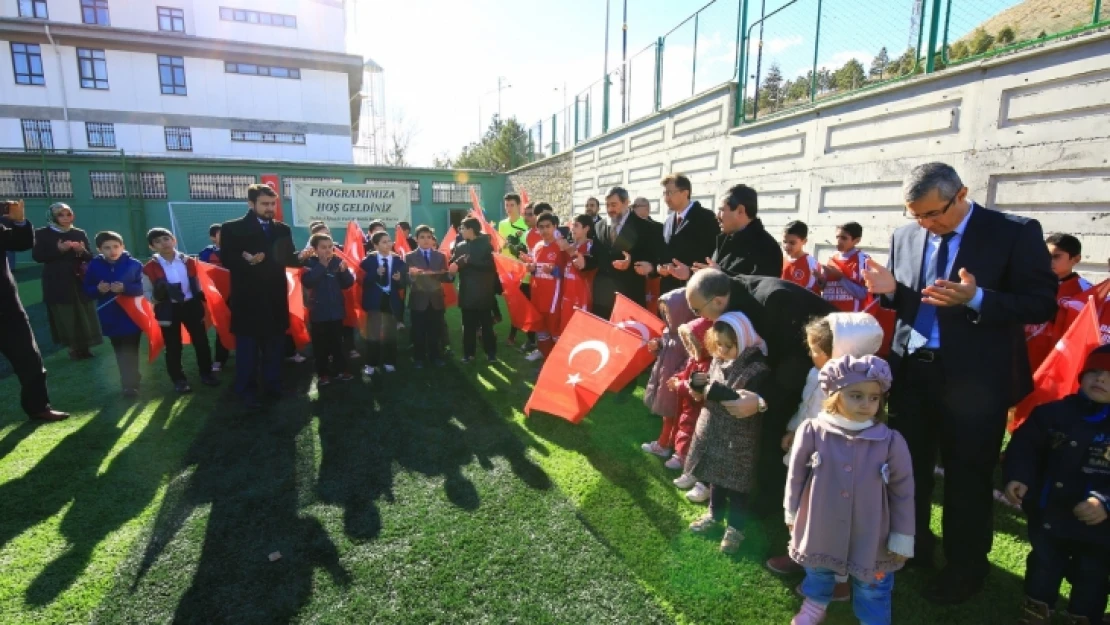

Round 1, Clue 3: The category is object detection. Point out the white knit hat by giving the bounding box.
[715,311,767,357]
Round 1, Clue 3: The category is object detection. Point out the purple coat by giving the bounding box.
[643,289,695,418]
[785,415,915,580]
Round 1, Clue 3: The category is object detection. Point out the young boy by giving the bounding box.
[1047,233,1092,299]
[1004,343,1110,625]
[1026,234,1094,370]
[781,220,821,294]
[142,228,219,393]
[405,225,456,368]
[525,212,568,361]
[301,232,354,386]
[83,231,145,398]
[197,223,229,372]
[821,221,870,312]
[555,224,595,335]
[360,230,407,375]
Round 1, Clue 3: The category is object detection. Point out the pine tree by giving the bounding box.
[833,59,866,91]
[870,47,890,79]
[758,63,785,112]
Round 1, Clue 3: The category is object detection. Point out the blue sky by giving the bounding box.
[350,0,1016,165]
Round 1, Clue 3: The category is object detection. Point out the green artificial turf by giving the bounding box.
[0,304,1055,624]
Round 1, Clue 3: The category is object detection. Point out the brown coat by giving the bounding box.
[685,347,771,493]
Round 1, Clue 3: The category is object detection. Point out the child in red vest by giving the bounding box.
[671,317,713,503]
[524,213,568,360]
[556,224,595,333]
[822,222,870,313]
[1026,233,1095,370]
[781,220,822,294]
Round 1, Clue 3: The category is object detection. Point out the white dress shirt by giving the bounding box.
[155,252,193,301]
[663,201,695,243]
[920,203,984,348]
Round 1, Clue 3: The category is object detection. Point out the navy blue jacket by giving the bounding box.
[301,255,353,323]
[1004,393,1110,547]
[82,252,144,336]
[360,252,407,317]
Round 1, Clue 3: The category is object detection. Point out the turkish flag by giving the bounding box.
[608,293,668,391]
[1026,280,1110,370]
[339,221,367,335]
[520,188,530,206]
[285,268,311,349]
[861,298,896,358]
[393,224,412,256]
[493,254,543,332]
[524,310,644,423]
[1011,297,1102,432]
[559,275,591,335]
[443,282,458,308]
[119,295,165,363]
[439,226,458,256]
[469,187,505,252]
[197,261,235,351]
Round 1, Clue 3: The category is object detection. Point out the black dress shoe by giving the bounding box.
[174,380,193,393]
[922,569,985,605]
[200,374,220,387]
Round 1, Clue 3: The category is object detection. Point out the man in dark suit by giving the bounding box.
[593,186,663,320]
[0,199,68,422]
[668,184,783,282]
[584,197,602,225]
[451,218,498,363]
[864,162,1057,604]
[405,225,454,368]
[652,173,719,294]
[220,183,301,408]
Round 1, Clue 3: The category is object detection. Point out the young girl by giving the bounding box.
[670,317,713,503]
[642,289,695,459]
[685,311,771,554]
[785,355,914,625]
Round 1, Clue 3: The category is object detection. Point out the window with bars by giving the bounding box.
[164,126,192,151]
[230,130,305,144]
[0,169,72,198]
[189,174,256,200]
[224,62,300,79]
[218,7,296,28]
[158,55,186,95]
[11,43,45,85]
[21,119,53,151]
[85,122,115,148]
[77,48,109,89]
[18,0,48,18]
[431,182,481,204]
[157,7,184,32]
[366,178,421,203]
[89,171,167,199]
[81,0,110,24]
[282,176,342,197]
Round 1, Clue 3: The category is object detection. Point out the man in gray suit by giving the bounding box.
[405,225,456,368]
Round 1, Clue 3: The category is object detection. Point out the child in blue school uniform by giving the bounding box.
[82,231,145,397]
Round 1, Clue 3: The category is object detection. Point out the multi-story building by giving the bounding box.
[0,0,365,162]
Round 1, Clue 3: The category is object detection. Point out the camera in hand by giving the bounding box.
[505,232,528,258]
[690,372,709,391]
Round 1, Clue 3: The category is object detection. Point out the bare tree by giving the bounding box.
[383,112,418,167]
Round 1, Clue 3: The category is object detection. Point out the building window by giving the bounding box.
[85,122,115,148]
[18,0,48,18]
[431,182,482,204]
[224,62,300,79]
[0,169,72,198]
[158,7,185,32]
[366,179,421,203]
[282,176,342,197]
[21,119,53,151]
[164,126,192,151]
[219,7,296,28]
[11,43,45,86]
[158,55,186,95]
[230,130,305,144]
[81,0,110,25]
[89,171,167,199]
[77,48,109,90]
[189,173,256,200]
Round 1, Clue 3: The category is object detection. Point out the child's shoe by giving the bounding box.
[363,365,376,376]
[791,598,826,625]
[720,526,744,553]
[383,364,396,373]
[1017,597,1051,625]
[766,555,804,575]
[200,374,220,387]
[173,380,192,393]
[688,512,718,533]
[317,376,332,387]
[641,441,671,458]
[211,362,222,372]
[525,349,544,362]
[286,353,307,363]
[337,373,354,382]
[673,473,697,489]
[794,582,850,603]
[664,455,684,470]
[686,482,710,503]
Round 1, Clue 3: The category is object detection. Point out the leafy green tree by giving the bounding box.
[997,26,1016,45]
[452,115,534,172]
[833,59,866,91]
[870,47,890,79]
[895,47,917,74]
[948,40,971,61]
[757,63,785,113]
[969,28,995,55]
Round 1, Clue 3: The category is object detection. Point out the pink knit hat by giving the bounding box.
[819,354,893,395]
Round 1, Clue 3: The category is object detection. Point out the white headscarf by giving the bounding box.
[716,311,767,357]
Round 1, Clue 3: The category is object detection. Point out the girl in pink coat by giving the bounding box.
[785,355,914,625]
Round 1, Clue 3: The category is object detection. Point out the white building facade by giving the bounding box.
[0,0,364,162]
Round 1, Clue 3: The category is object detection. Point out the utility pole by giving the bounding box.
[497,75,509,120]
[752,0,767,118]
[621,0,628,124]
[603,0,610,84]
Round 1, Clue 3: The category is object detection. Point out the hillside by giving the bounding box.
[961,0,1097,43]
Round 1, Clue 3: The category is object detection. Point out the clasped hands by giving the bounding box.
[862,258,977,307]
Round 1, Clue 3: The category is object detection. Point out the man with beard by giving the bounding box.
[592,187,663,320]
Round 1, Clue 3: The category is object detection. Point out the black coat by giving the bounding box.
[1,218,34,311]
[593,213,663,314]
[452,234,497,311]
[1004,394,1110,548]
[660,201,720,293]
[880,203,1056,408]
[712,218,782,278]
[219,211,300,337]
[31,226,93,305]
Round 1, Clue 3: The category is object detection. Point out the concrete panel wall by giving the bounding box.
[569,31,1110,281]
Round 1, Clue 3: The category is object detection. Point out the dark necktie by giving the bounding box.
[424,250,431,266]
[380,258,389,287]
[675,214,683,229]
[908,231,957,352]
[260,220,272,237]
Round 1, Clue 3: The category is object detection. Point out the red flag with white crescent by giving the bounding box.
[338,221,367,335]
[285,267,310,349]
[469,187,505,252]
[493,254,543,332]
[119,295,165,363]
[439,226,458,256]
[393,224,413,256]
[608,293,667,391]
[197,261,235,351]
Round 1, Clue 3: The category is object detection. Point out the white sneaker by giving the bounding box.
[640,441,671,458]
[686,482,710,503]
[396,322,405,330]
[673,473,697,489]
[348,350,360,359]
[362,365,376,376]
[383,364,396,373]
[664,455,684,470]
[525,349,544,361]
[286,353,306,363]
[211,362,222,372]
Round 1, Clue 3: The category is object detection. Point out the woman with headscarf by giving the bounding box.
[32,202,102,359]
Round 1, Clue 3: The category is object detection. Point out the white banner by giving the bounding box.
[290,181,411,229]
